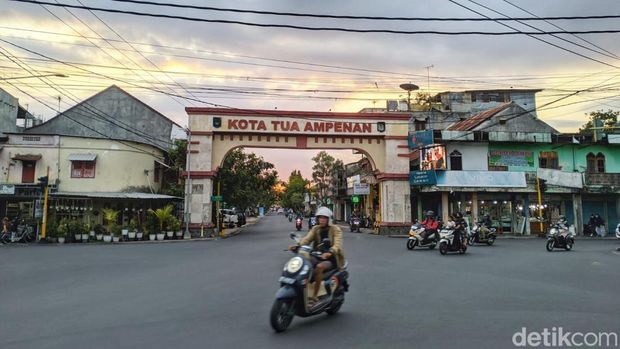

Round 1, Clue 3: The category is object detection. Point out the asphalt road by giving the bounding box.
[1,215,619,349]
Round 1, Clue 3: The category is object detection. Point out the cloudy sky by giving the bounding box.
[1,0,619,178]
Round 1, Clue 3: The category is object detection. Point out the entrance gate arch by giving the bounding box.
[185,108,412,234]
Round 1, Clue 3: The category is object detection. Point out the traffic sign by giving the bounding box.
[211,195,223,202]
[351,196,360,203]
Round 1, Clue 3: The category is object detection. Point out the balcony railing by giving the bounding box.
[584,173,620,186]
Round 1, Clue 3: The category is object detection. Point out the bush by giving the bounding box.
[129,218,138,231]
[57,219,69,237]
[110,223,122,237]
[94,224,105,235]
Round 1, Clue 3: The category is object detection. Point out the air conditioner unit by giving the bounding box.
[386,100,398,111]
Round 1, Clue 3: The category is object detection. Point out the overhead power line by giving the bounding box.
[448,0,620,70]
[9,0,620,36]
[106,0,620,22]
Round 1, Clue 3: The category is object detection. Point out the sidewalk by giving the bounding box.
[220,216,262,239]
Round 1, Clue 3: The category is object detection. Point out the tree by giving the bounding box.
[311,151,344,206]
[281,170,309,212]
[217,148,279,211]
[579,109,619,134]
[161,139,187,197]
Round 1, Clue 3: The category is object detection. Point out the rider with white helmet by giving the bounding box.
[290,206,345,305]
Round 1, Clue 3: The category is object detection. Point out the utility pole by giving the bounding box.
[40,167,50,242]
[184,128,192,239]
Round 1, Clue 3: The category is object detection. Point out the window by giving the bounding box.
[414,120,426,131]
[539,151,559,169]
[596,153,606,173]
[450,150,462,171]
[586,153,596,173]
[154,161,162,183]
[71,161,96,178]
[588,152,606,173]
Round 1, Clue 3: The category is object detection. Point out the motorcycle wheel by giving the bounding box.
[439,242,448,255]
[467,237,474,246]
[565,241,573,251]
[487,236,495,246]
[546,240,555,252]
[270,299,295,332]
[0,234,9,244]
[407,239,417,250]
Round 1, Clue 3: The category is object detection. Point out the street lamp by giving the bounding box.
[0,73,69,81]
[399,83,419,112]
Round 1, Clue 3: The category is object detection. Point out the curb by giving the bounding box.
[220,216,262,239]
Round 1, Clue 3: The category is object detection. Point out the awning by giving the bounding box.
[436,170,527,188]
[11,154,42,161]
[67,153,97,161]
[154,159,170,169]
[52,192,180,199]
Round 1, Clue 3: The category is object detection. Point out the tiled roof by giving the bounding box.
[447,103,512,131]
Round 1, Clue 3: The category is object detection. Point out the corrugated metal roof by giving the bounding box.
[447,103,512,131]
[67,153,97,161]
[52,192,180,199]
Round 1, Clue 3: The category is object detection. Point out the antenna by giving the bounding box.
[425,65,434,94]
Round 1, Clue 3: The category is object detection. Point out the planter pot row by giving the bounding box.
[56,231,185,243]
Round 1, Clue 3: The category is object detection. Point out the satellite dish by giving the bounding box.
[399,83,420,92]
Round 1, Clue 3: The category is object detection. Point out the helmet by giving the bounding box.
[425,210,435,217]
[315,207,333,219]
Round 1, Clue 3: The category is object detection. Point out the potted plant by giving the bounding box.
[81,223,90,242]
[128,219,138,240]
[56,221,67,244]
[86,223,95,239]
[111,224,122,243]
[121,222,129,239]
[68,219,81,242]
[149,205,173,241]
[94,224,105,241]
[171,217,183,238]
[136,222,145,240]
[102,208,119,243]
[46,222,58,243]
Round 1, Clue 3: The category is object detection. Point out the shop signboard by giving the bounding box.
[408,129,434,149]
[420,145,447,170]
[353,183,370,195]
[489,150,534,167]
[0,184,15,195]
[409,170,437,186]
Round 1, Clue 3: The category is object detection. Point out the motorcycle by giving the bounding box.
[288,215,293,222]
[615,223,620,240]
[438,228,467,255]
[270,233,349,332]
[308,216,317,230]
[0,220,35,244]
[350,217,361,233]
[546,224,575,251]
[468,222,497,246]
[407,222,438,250]
[295,218,302,231]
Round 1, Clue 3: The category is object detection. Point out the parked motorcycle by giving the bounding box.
[350,217,361,233]
[407,222,438,250]
[308,216,317,230]
[468,222,497,246]
[438,228,467,255]
[295,218,302,231]
[546,224,575,251]
[0,220,35,244]
[270,233,349,332]
[616,223,620,240]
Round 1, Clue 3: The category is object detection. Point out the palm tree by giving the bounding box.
[149,204,174,233]
[102,208,119,234]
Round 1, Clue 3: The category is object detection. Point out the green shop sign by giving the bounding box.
[489,150,534,167]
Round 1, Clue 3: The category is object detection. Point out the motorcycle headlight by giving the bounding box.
[285,257,303,274]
